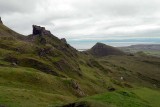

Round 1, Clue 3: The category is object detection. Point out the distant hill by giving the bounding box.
[120,44,160,51]
[87,42,125,57]
[119,44,160,57]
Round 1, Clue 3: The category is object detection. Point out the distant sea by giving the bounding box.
[68,38,160,50]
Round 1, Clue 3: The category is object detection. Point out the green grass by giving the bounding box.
[0,66,78,107]
[98,55,160,88]
[0,54,160,107]
[0,86,75,107]
[133,88,160,107]
[0,66,75,95]
[62,87,160,107]
[80,91,150,107]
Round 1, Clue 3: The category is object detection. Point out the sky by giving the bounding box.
[0,0,160,49]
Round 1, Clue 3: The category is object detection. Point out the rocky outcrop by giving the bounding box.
[71,80,85,97]
[32,25,51,35]
[0,17,3,24]
[61,38,67,44]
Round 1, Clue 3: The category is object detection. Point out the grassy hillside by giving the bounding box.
[61,87,160,107]
[0,22,160,107]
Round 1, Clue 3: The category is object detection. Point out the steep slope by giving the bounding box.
[0,23,81,77]
[87,42,125,57]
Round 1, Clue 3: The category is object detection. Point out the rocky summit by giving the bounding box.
[32,25,51,35]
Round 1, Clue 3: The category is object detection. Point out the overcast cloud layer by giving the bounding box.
[0,0,160,48]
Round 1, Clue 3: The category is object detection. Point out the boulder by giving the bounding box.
[32,25,51,35]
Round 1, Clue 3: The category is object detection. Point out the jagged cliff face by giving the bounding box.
[32,25,51,35]
[29,25,78,59]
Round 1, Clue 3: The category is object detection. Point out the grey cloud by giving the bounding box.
[0,0,160,42]
[0,0,39,14]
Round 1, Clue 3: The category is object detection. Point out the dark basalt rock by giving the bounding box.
[0,17,3,24]
[62,101,89,107]
[61,38,67,43]
[32,25,51,35]
[107,86,116,92]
